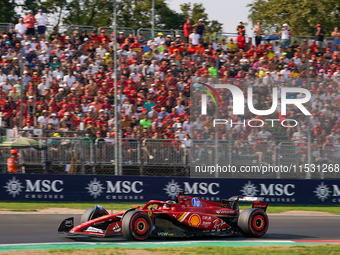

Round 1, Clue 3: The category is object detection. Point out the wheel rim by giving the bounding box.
[252,215,265,231]
[134,217,148,236]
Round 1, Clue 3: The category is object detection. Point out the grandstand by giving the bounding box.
[0,18,339,178]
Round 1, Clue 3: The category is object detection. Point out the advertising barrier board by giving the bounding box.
[1,174,340,204]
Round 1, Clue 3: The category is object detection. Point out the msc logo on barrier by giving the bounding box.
[240,181,259,196]
[86,178,105,199]
[86,178,143,200]
[163,179,220,200]
[314,182,340,203]
[3,177,24,198]
[3,177,64,199]
[241,181,295,202]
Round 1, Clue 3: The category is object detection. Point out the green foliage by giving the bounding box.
[63,0,112,27]
[40,0,69,26]
[248,0,340,36]
[22,0,41,14]
[180,2,223,33]
[58,0,186,30]
[0,0,221,33]
[0,0,18,24]
[116,0,186,30]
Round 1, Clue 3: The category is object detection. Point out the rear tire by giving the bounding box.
[238,208,269,237]
[122,211,152,241]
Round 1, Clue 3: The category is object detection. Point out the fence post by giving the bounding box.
[80,139,85,175]
[138,140,143,175]
[275,145,280,179]
[91,141,96,174]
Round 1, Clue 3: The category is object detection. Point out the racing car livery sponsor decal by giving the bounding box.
[189,214,201,227]
[157,232,174,237]
[178,212,190,222]
[86,227,104,233]
[202,221,212,227]
[215,209,236,215]
[64,219,73,228]
[213,218,228,229]
[192,197,202,207]
[109,223,121,233]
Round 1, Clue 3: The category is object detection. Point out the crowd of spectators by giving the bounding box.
[0,11,339,164]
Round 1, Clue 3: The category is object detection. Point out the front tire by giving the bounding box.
[80,206,108,224]
[122,211,152,241]
[238,208,269,237]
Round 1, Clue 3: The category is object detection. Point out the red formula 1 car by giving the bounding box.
[58,193,269,240]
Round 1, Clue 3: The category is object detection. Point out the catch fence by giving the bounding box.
[0,137,338,179]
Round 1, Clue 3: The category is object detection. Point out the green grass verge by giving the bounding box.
[47,245,340,255]
[0,202,144,212]
[0,202,340,214]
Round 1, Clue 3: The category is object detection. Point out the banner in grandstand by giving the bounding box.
[1,174,339,204]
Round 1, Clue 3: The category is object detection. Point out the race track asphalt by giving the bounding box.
[1,214,340,244]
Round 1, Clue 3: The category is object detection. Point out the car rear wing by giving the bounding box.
[222,196,269,212]
[228,196,264,202]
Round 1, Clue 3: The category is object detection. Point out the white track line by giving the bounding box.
[0,240,320,247]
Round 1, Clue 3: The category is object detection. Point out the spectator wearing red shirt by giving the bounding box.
[23,10,36,38]
[195,43,206,55]
[186,43,196,55]
[97,30,110,43]
[102,97,112,111]
[83,112,96,126]
[237,30,246,50]
[313,122,324,136]
[57,104,69,118]
[131,37,142,52]
[309,40,318,53]
[183,18,192,43]
[332,120,340,134]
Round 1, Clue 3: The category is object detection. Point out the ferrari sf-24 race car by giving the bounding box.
[58,193,269,241]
